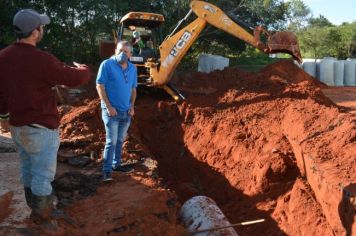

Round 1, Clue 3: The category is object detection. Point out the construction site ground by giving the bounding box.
[0,61,355,236]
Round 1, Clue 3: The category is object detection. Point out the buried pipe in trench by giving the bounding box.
[180,195,239,236]
[180,196,265,235]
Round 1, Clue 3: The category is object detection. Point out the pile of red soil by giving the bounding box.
[59,99,104,155]
[58,60,355,235]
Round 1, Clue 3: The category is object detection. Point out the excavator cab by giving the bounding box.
[99,12,165,85]
[121,13,166,85]
[118,12,164,55]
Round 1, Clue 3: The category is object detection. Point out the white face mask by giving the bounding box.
[116,51,128,64]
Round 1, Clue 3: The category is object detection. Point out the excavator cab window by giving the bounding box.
[118,25,160,59]
[123,27,151,54]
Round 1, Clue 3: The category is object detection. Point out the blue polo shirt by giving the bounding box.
[96,56,137,111]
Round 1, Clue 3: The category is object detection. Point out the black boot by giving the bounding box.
[30,194,58,231]
[24,187,33,209]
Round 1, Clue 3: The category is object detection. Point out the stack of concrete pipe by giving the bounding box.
[302,58,356,86]
[198,54,230,73]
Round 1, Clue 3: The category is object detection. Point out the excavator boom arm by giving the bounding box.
[191,1,268,51]
[148,0,301,87]
[148,18,207,86]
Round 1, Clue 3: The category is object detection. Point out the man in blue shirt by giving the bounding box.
[96,41,137,182]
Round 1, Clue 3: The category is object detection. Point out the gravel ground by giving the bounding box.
[0,132,30,228]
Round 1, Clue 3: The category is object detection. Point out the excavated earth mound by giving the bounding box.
[58,60,355,236]
[59,99,104,154]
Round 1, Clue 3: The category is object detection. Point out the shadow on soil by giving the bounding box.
[134,96,298,235]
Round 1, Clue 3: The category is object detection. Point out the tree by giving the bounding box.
[324,28,344,58]
[338,22,356,58]
[0,0,34,47]
[298,22,356,59]
[350,34,356,58]
[298,27,328,58]
[0,0,292,66]
[178,0,289,56]
[222,0,289,30]
[308,15,333,28]
[285,0,311,31]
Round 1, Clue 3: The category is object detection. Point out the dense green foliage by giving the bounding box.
[0,0,289,66]
[284,0,356,59]
[298,22,356,59]
[0,0,149,63]
[1,0,355,67]
[285,0,311,31]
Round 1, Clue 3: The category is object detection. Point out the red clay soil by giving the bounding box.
[59,98,105,154]
[322,87,356,113]
[0,191,13,223]
[132,60,355,235]
[63,175,185,236]
[46,60,355,236]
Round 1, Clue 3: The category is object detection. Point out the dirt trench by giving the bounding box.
[130,60,355,236]
[3,60,354,236]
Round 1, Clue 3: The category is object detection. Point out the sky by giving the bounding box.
[302,0,355,25]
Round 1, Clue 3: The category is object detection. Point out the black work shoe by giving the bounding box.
[112,165,134,173]
[103,172,113,182]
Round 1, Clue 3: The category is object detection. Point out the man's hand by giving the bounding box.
[0,120,10,133]
[73,61,88,69]
[128,106,135,117]
[107,106,117,117]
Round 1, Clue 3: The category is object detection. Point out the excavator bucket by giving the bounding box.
[267,31,302,63]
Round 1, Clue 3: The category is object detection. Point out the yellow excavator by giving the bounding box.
[99,0,302,101]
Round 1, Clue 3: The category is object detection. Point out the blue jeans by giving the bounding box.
[10,125,60,196]
[102,108,131,173]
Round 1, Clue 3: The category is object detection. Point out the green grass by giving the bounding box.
[177,46,293,73]
[230,56,286,72]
